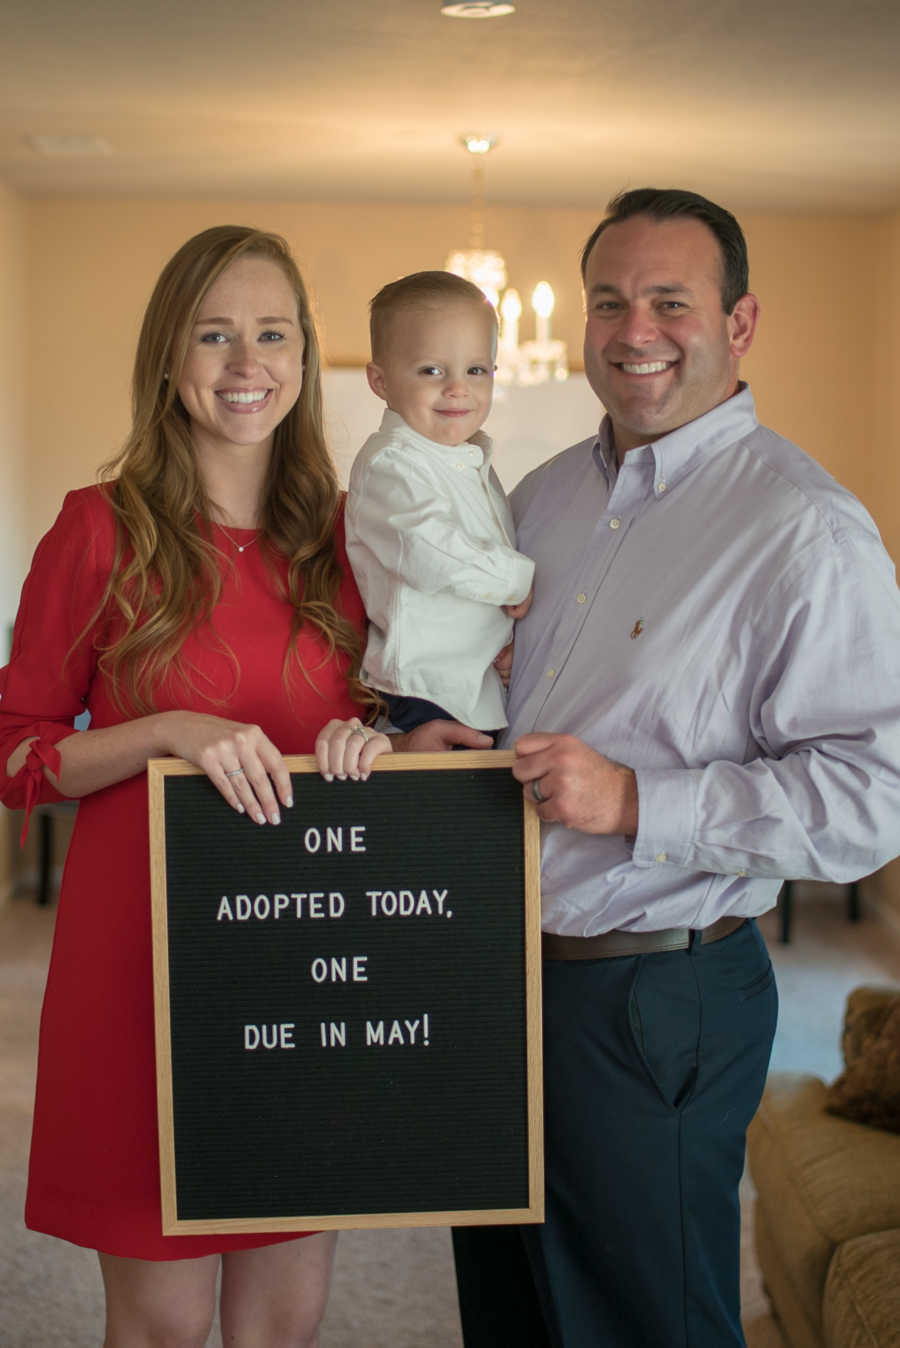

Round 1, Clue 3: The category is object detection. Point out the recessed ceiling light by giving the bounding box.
[28,134,113,157]
[460,133,498,155]
[441,3,516,17]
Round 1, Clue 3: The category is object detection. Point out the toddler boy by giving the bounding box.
[345,270,534,733]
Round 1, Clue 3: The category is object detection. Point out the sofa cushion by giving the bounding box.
[825,986,900,1134]
[747,1073,900,1339]
[750,1074,900,1244]
[823,1229,900,1348]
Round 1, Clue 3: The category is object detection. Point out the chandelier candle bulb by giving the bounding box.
[532,282,555,344]
[500,288,522,356]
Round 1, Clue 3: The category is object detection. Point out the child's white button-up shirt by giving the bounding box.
[345,410,534,729]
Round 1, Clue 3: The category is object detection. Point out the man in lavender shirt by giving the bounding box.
[451,189,900,1346]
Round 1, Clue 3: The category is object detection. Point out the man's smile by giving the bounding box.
[616,360,676,375]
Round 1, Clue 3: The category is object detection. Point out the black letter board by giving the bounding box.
[149,751,542,1235]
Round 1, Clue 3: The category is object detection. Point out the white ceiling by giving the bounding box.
[2,0,899,212]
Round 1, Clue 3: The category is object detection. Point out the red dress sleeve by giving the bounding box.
[0,486,115,838]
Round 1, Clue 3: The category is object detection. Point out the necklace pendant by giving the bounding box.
[216,522,260,554]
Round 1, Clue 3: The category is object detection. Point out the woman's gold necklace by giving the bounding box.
[217,524,260,554]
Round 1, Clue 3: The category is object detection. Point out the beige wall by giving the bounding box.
[741,211,900,567]
[865,212,900,923]
[741,216,877,517]
[870,211,900,566]
[0,184,26,636]
[0,184,26,899]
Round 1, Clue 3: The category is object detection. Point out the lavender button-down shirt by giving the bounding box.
[504,386,900,937]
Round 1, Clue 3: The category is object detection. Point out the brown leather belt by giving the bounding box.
[541,914,747,961]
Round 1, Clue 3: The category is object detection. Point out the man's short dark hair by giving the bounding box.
[580,188,749,314]
[369,270,495,360]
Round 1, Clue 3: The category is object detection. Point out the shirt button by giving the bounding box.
[737,869,748,878]
[576,593,587,604]
[657,480,667,494]
[547,668,556,679]
[609,517,621,529]
[654,852,668,863]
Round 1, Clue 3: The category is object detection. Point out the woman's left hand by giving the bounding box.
[315,717,393,781]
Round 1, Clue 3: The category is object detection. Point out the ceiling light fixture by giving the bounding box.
[445,135,567,387]
[440,3,516,18]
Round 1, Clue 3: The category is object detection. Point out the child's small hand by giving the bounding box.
[504,587,533,621]
[494,640,514,687]
[393,720,492,753]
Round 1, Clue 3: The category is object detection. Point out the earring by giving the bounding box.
[163,371,169,382]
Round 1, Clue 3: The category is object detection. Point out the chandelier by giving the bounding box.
[445,135,568,387]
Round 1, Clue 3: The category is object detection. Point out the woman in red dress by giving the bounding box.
[0,225,387,1346]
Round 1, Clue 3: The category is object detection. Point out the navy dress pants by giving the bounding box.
[453,919,778,1348]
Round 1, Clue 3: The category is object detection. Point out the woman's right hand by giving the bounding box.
[315,717,492,782]
[160,711,293,825]
[315,717,393,782]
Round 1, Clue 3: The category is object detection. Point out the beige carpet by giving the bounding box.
[2,883,898,1347]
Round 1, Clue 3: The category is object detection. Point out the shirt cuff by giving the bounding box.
[509,555,535,604]
[631,766,700,869]
[473,554,535,606]
[19,737,64,847]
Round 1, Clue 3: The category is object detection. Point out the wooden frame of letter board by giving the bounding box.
[149,751,542,1235]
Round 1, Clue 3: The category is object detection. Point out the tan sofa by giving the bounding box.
[747,989,900,1348]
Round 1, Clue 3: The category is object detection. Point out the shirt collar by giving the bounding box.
[591,384,758,492]
[380,408,493,465]
[591,426,619,486]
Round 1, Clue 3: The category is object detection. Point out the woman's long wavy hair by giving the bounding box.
[95,224,373,718]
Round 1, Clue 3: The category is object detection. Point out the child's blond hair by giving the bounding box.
[369,270,496,360]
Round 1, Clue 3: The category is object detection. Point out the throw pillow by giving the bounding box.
[825,987,900,1134]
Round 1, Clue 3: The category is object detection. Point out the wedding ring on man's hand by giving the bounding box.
[532,778,547,804]
[225,768,245,778]
[349,725,372,742]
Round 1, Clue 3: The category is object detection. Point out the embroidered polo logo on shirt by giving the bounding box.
[630,618,644,640]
